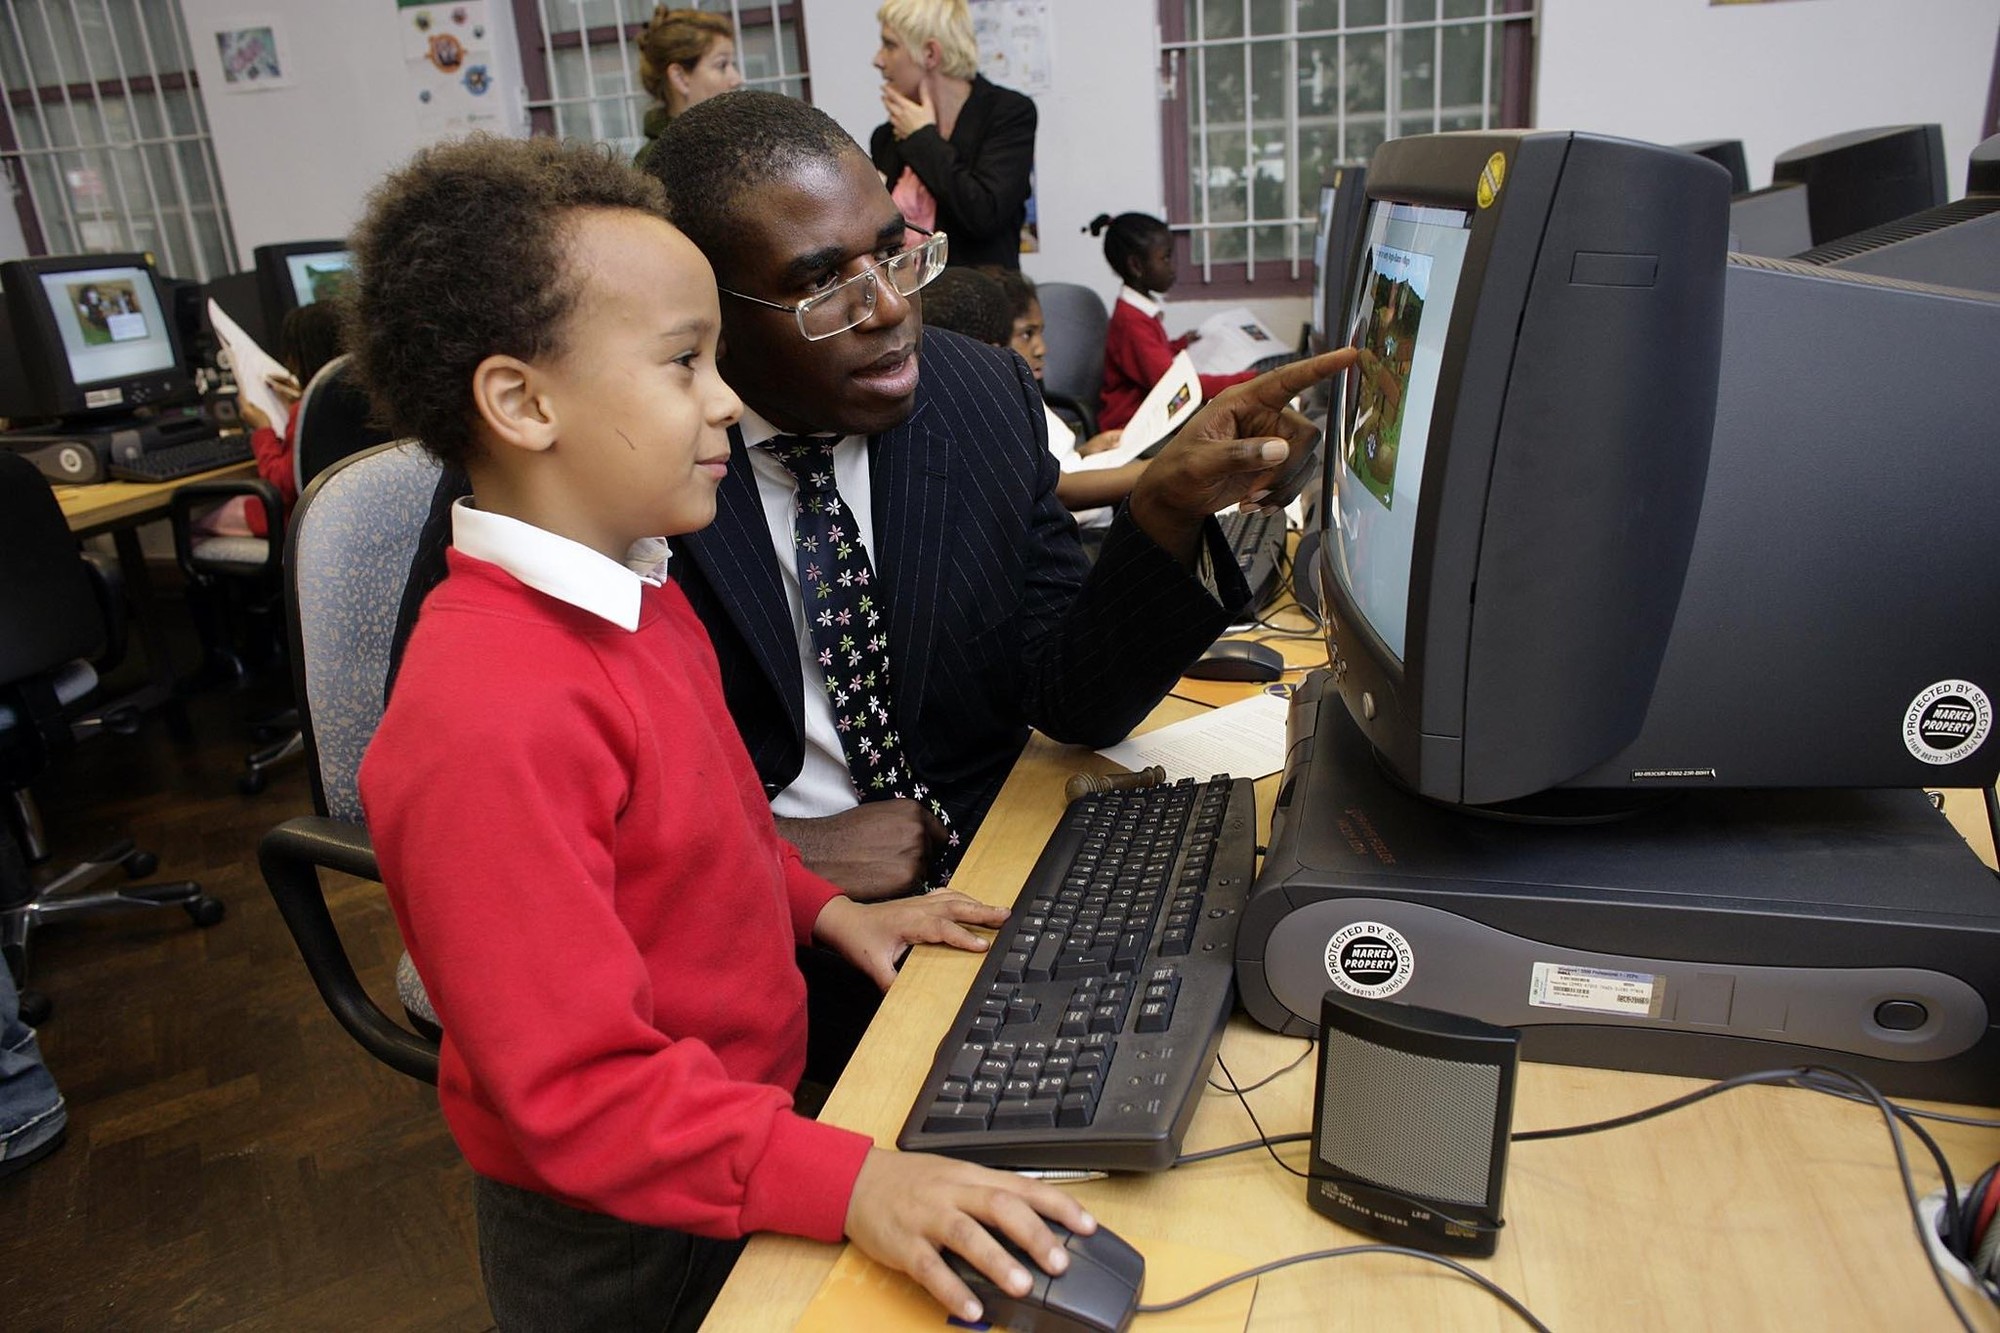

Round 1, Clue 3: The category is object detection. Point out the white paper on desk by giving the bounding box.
[1097,692,1290,782]
[206,299,290,433]
[1071,351,1202,470]
[1184,306,1284,376]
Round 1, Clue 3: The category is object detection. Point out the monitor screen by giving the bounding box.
[1309,187,1338,342]
[34,264,178,392]
[284,249,350,308]
[1328,202,1470,663]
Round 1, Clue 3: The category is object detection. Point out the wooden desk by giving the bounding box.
[706,609,2000,1332]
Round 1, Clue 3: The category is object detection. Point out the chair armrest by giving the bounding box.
[1043,392,1099,442]
[170,478,285,581]
[259,815,439,1084]
[78,550,128,673]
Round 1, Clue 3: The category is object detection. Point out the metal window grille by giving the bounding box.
[0,0,234,281]
[519,0,808,157]
[1161,0,1534,290]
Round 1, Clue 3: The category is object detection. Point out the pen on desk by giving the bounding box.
[1013,1169,1109,1183]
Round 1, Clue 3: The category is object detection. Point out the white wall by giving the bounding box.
[1538,0,1997,191]
[178,2,529,268]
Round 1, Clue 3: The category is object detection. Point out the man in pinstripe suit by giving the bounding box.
[394,94,1341,903]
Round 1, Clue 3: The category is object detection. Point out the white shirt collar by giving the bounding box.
[739,404,841,452]
[1118,286,1163,320]
[449,498,667,633]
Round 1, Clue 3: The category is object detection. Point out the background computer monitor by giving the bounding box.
[252,239,350,337]
[1315,129,2000,812]
[1725,183,1813,258]
[0,253,193,421]
[1675,139,1751,194]
[1770,123,1948,247]
[1795,132,2000,292]
[1309,163,1371,355]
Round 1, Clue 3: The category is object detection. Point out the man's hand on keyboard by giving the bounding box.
[844,1147,1095,1325]
[778,801,947,902]
[813,893,1006,990]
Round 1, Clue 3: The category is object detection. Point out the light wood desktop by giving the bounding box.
[704,607,2000,1331]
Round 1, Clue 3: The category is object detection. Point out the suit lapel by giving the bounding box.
[872,400,951,722]
[677,424,805,732]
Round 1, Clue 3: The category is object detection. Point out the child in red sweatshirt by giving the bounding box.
[1089,210,1257,431]
[348,136,1092,1332]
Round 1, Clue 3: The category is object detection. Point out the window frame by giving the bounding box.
[510,0,811,145]
[1158,0,1535,298]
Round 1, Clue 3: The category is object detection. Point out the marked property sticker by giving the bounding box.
[1476,151,1507,208]
[1324,921,1414,998]
[1902,680,1991,765]
[1528,962,1662,1017]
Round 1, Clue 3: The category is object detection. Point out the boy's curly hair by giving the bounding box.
[344,134,668,467]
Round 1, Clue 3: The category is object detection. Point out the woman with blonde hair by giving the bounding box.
[636,7,743,151]
[870,0,1035,270]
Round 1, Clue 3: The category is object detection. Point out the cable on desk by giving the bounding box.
[1133,1243,1553,1332]
[1204,1037,1314,1094]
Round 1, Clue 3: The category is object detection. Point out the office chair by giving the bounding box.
[0,453,224,1024]
[258,439,442,1084]
[172,354,395,792]
[1036,282,1111,440]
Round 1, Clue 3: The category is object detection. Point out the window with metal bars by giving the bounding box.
[0,0,234,282]
[517,0,808,159]
[1161,0,1533,295]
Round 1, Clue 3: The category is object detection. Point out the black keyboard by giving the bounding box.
[1219,508,1287,613]
[896,776,1256,1171]
[108,433,253,483]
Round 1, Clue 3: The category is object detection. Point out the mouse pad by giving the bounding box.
[796,1234,1257,1332]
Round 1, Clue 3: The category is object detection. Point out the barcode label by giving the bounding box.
[1528,962,1661,1017]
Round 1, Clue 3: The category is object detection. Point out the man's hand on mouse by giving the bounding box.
[844,1149,1096,1324]
[1127,347,1357,564]
[777,801,947,901]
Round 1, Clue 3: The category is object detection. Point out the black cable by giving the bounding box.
[1175,1131,1311,1165]
[1132,1243,1553,1332]
[1206,1037,1314,1094]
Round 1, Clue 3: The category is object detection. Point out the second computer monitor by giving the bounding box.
[0,253,192,420]
[1771,123,1948,247]
[252,239,350,336]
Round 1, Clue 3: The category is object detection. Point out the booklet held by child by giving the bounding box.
[207,299,292,432]
[1183,306,1286,376]
[1070,351,1202,470]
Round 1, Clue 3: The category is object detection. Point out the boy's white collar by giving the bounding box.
[449,498,668,632]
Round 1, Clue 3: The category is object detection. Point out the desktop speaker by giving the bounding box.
[1308,992,1519,1257]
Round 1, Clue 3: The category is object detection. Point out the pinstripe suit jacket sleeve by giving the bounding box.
[672,330,1251,836]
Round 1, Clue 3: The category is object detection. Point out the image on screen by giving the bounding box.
[1330,201,1471,663]
[286,251,350,307]
[38,266,176,387]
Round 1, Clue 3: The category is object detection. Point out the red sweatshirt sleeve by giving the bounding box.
[362,604,870,1241]
[781,838,844,945]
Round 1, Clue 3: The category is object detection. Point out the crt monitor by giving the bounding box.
[1314,128,2000,810]
[1308,163,1371,354]
[0,252,192,421]
[1675,139,1751,194]
[1793,132,2000,293]
[1770,123,1948,247]
[252,239,350,333]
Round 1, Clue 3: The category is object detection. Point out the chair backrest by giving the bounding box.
[1036,282,1111,418]
[0,452,103,687]
[285,440,442,822]
[292,354,396,491]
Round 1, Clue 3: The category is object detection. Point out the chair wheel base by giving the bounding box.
[186,896,226,927]
[121,850,157,878]
[19,989,50,1025]
[237,772,267,795]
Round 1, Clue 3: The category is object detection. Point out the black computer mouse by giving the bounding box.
[1183,637,1286,682]
[943,1219,1146,1333]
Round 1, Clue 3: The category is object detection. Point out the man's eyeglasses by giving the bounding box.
[720,230,948,341]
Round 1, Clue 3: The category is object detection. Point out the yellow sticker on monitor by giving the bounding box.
[1477,151,1507,209]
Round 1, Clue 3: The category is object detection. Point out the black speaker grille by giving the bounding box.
[1317,1026,1499,1205]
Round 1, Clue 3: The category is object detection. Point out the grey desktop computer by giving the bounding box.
[1240,129,2000,1104]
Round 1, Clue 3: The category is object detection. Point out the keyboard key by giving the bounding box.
[925,1100,991,1133]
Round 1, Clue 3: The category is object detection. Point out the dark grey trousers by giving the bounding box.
[473,1174,745,1333]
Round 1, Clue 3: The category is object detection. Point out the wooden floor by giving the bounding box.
[1,638,492,1330]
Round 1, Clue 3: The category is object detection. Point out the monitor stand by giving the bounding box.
[1237,671,2000,1105]
[2,403,214,484]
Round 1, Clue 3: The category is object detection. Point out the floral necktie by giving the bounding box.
[764,436,959,876]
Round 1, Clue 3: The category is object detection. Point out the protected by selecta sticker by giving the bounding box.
[1902,680,1992,765]
[1324,921,1414,998]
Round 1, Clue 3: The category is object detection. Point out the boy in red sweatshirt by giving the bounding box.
[348,136,1092,1332]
